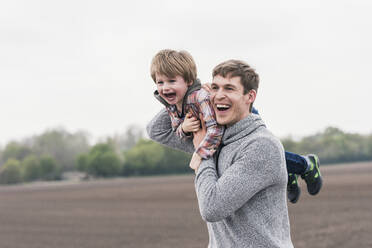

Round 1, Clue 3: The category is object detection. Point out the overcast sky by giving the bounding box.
[1,0,371,146]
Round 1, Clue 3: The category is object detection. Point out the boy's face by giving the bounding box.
[155,73,191,109]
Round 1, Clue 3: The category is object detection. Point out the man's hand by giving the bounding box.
[182,112,200,134]
[189,152,202,173]
[190,114,207,173]
[192,113,207,149]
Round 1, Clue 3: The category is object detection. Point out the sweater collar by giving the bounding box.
[222,113,266,145]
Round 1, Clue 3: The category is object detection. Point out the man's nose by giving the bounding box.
[213,89,226,100]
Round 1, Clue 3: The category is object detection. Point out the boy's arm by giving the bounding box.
[194,96,224,159]
[146,108,195,154]
[195,123,224,159]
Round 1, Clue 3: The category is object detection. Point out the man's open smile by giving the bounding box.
[215,104,231,112]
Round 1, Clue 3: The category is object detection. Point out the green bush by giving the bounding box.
[0,159,23,184]
[123,139,165,175]
[76,154,89,172]
[22,155,42,182]
[1,142,32,164]
[123,139,191,176]
[39,155,62,180]
[77,143,122,178]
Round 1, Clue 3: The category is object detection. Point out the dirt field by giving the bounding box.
[0,162,371,248]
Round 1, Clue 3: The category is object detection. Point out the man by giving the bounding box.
[147,59,293,247]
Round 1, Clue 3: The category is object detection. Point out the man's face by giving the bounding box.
[210,75,252,126]
[155,73,191,110]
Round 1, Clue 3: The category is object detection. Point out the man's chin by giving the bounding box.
[216,116,229,126]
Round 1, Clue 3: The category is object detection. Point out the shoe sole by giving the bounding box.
[289,187,301,203]
[288,174,301,204]
[308,154,323,195]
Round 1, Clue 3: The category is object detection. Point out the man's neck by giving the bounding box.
[226,111,251,128]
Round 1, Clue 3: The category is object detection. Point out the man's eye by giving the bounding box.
[226,87,233,91]
[211,86,218,90]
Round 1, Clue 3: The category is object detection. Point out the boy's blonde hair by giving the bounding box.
[150,49,197,83]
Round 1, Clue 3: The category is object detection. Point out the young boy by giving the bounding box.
[150,49,322,203]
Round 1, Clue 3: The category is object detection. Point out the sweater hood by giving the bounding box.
[154,79,202,116]
[222,114,266,146]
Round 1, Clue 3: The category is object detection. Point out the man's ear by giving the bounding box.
[245,90,257,105]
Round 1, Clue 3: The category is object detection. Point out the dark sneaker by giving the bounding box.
[301,154,323,195]
[287,173,301,203]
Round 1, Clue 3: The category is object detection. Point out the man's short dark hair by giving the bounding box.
[212,59,259,94]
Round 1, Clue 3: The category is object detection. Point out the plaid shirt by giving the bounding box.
[166,88,224,159]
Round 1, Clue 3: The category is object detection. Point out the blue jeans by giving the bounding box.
[252,107,307,175]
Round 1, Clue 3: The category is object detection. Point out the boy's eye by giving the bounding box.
[157,81,164,85]
[169,80,176,83]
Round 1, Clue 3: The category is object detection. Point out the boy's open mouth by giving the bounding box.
[163,92,176,101]
[216,104,231,112]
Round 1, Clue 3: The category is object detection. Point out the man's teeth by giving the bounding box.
[216,104,230,110]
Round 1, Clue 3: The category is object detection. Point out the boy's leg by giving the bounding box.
[252,107,259,115]
[287,173,301,203]
[285,151,304,203]
[253,107,323,199]
[301,154,323,195]
[285,151,308,174]
[253,109,303,203]
[285,151,323,196]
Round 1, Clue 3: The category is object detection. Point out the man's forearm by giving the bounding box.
[146,108,194,154]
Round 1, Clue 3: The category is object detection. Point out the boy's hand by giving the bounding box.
[202,83,212,93]
[182,112,201,134]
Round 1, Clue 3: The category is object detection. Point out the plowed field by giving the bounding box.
[1,162,371,248]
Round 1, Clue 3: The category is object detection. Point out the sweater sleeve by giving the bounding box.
[194,137,283,222]
[146,108,195,154]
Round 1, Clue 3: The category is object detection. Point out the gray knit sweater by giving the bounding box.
[147,109,293,248]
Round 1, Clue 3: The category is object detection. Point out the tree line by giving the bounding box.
[282,127,372,164]
[0,126,371,184]
[0,128,90,184]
